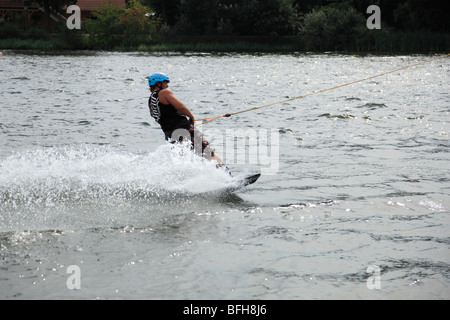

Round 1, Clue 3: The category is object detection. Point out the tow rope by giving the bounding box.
[195,53,450,126]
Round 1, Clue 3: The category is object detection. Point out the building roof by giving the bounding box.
[0,1,126,10]
[75,0,126,11]
[0,0,27,7]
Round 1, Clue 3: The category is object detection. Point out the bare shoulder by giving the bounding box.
[159,88,172,95]
[158,88,174,103]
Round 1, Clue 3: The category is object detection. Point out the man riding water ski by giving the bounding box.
[148,72,224,166]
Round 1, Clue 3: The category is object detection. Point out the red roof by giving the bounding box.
[0,0,27,6]
[75,0,126,11]
[0,0,126,10]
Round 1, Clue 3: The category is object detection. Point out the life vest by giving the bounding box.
[148,90,190,134]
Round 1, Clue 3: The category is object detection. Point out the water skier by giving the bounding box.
[148,72,224,166]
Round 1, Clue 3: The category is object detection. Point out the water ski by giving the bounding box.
[239,173,261,187]
[224,172,261,193]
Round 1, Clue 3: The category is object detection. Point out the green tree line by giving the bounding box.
[146,0,449,35]
[138,0,450,51]
[0,0,448,51]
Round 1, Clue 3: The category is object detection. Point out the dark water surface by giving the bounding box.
[0,51,449,299]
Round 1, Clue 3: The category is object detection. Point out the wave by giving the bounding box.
[0,144,236,208]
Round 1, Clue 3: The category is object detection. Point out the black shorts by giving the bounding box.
[164,125,215,158]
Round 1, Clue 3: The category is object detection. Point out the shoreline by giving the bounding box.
[1,33,449,54]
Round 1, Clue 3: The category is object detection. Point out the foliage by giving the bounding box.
[232,0,299,36]
[0,15,49,40]
[141,0,181,26]
[147,0,449,36]
[83,2,122,48]
[83,0,160,49]
[168,0,298,36]
[0,0,449,51]
[392,0,449,32]
[174,0,219,35]
[120,0,160,47]
[300,4,366,50]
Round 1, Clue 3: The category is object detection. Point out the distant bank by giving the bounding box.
[1,33,449,53]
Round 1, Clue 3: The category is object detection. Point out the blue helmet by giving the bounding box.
[148,72,170,87]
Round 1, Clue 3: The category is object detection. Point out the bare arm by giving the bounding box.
[159,89,195,123]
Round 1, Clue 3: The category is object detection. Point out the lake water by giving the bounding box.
[0,51,449,300]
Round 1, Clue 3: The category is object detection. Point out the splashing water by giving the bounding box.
[0,143,236,231]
